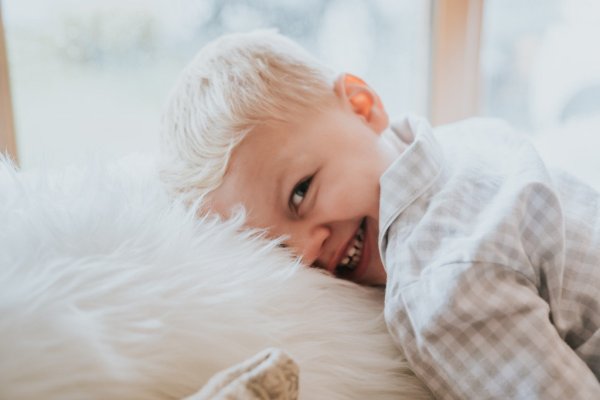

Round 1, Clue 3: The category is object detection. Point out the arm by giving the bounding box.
[385,262,600,399]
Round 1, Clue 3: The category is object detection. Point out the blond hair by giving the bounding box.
[159,30,336,206]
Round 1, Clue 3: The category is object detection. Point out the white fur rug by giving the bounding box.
[0,156,431,400]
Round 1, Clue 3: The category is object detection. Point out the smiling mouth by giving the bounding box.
[335,219,366,277]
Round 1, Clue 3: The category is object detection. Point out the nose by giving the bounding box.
[292,225,331,268]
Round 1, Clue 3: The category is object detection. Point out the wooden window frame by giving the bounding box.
[0,4,18,164]
[429,0,484,126]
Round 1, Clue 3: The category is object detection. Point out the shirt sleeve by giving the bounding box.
[384,261,600,399]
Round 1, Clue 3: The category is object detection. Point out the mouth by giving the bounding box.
[334,219,367,279]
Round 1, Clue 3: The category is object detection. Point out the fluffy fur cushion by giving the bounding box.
[0,156,431,400]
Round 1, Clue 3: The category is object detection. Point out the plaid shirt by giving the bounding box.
[379,117,600,399]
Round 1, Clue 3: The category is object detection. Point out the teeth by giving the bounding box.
[336,223,365,274]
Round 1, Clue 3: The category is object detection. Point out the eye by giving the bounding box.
[289,176,312,211]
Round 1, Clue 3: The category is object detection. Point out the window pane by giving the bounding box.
[481,0,600,189]
[3,0,430,170]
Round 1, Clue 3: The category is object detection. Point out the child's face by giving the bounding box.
[208,76,395,285]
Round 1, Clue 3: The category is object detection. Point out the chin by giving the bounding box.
[358,263,387,286]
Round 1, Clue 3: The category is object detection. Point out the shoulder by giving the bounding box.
[433,117,529,156]
[432,117,555,189]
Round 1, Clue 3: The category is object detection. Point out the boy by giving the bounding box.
[159,30,600,398]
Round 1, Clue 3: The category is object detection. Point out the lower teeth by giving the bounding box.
[335,221,366,276]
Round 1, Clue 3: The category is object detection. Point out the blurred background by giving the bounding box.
[1,0,599,188]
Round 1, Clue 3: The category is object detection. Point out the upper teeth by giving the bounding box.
[337,223,365,273]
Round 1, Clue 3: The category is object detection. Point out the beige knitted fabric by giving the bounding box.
[186,348,299,400]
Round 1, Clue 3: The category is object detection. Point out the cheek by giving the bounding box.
[319,181,378,218]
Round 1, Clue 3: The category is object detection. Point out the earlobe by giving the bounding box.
[334,73,389,134]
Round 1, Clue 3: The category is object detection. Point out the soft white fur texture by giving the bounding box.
[0,156,431,400]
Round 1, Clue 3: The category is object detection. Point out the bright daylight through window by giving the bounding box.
[481,0,600,190]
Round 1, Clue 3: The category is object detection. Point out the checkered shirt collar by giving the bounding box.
[378,117,444,246]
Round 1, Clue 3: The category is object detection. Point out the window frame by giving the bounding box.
[0,4,18,164]
[429,0,483,126]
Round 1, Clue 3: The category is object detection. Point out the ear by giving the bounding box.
[334,73,389,134]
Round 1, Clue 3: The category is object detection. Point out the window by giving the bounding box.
[2,0,430,170]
